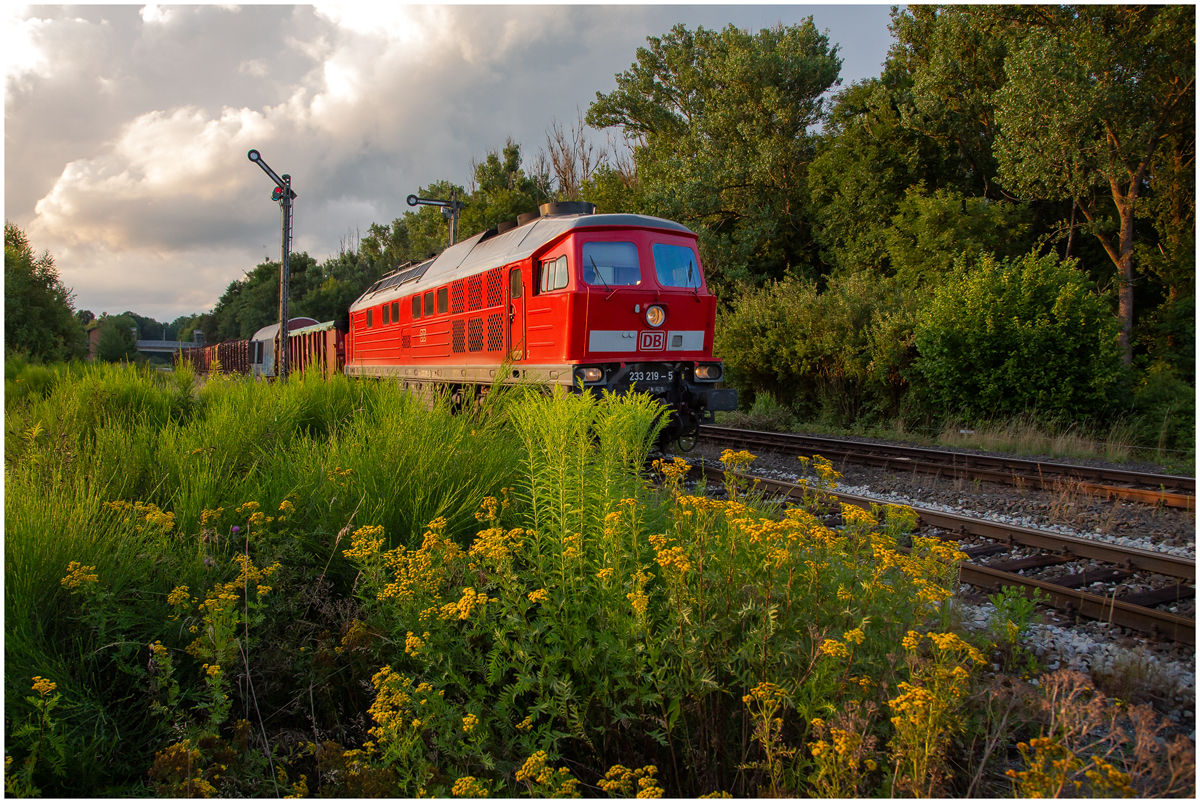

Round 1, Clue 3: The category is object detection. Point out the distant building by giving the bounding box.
[85,321,102,361]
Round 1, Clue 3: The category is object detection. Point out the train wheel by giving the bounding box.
[676,421,701,452]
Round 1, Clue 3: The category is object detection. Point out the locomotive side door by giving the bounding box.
[508,266,526,360]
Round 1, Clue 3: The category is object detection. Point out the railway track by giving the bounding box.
[690,465,1196,646]
[698,425,1196,510]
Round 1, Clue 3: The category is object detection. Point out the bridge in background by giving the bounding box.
[134,339,202,354]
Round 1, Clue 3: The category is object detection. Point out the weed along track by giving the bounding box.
[700,425,1197,510]
[691,465,1196,646]
[8,363,1195,796]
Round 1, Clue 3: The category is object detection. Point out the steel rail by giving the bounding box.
[699,425,1196,509]
[692,466,1196,645]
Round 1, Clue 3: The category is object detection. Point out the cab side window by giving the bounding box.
[538,255,569,293]
[412,296,421,320]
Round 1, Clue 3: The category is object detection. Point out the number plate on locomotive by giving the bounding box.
[625,364,675,393]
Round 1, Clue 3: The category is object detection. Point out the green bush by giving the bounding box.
[715,272,918,426]
[913,251,1122,422]
[1129,360,1195,457]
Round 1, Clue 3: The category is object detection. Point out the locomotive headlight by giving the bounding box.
[577,366,604,383]
[645,305,666,328]
[694,363,722,381]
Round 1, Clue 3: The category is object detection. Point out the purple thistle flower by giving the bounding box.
[231,525,241,534]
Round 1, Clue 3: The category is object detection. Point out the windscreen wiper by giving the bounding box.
[590,255,615,299]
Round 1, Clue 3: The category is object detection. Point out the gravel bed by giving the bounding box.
[666,443,1196,724]
[685,443,1196,558]
[746,426,1192,477]
[954,599,1195,733]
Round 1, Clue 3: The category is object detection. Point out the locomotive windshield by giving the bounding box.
[582,241,641,286]
[653,243,702,288]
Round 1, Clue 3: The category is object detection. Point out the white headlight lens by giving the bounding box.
[645,305,665,327]
[694,364,721,380]
[579,367,603,382]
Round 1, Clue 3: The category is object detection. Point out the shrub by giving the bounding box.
[1129,360,1195,456]
[716,272,919,426]
[913,250,1122,422]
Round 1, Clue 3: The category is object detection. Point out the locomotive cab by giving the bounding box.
[525,215,737,446]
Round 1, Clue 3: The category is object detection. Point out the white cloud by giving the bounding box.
[139,5,172,26]
[238,59,269,77]
[9,4,897,320]
[4,10,51,86]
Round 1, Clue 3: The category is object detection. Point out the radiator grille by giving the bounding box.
[467,318,484,352]
[452,320,465,353]
[487,313,504,352]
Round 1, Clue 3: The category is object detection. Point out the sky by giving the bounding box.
[5,3,898,323]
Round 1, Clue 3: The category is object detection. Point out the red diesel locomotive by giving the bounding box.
[343,201,736,443]
[180,201,735,444]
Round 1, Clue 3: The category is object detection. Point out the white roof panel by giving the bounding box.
[350,213,694,312]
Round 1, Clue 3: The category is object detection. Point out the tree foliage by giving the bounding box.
[913,250,1122,421]
[4,222,87,363]
[94,314,139,363]
[587,21,842,292]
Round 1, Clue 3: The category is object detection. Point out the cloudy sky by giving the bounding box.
[5,3,897,322]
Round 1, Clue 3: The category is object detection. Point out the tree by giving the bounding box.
[587,21,842,292]
[808,74,963,273]
[883,185,1036,287]
[4,221,87,362]
[94,313,138,363]
[886,6,1010,198]
[460,141,547,236]
[545,111,606,201]
[209,253,318,341]
[991,5,1195,365]
[716,272,919,425]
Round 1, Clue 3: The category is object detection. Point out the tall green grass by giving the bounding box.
[5,363,522,793]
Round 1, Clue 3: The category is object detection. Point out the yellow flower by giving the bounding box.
[31,676,57,696]
[404,631,426,657]
[820,639,851,659]
[278,499,294,515]
[60,561,99,590]
[840,503,878,528]
[343,524,385,561]
[527,588,550,604]
[452,776,489,797]
[462,713,478,733]
[516,716,533,731]
[843,628,866,645]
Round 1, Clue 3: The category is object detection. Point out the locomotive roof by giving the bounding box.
[350,212,695,311]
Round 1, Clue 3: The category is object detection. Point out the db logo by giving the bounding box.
[640,330,665,350]
[419,329,427,344]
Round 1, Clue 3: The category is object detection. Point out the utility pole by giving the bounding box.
[407,190,464,248]
[247,149,297,379]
